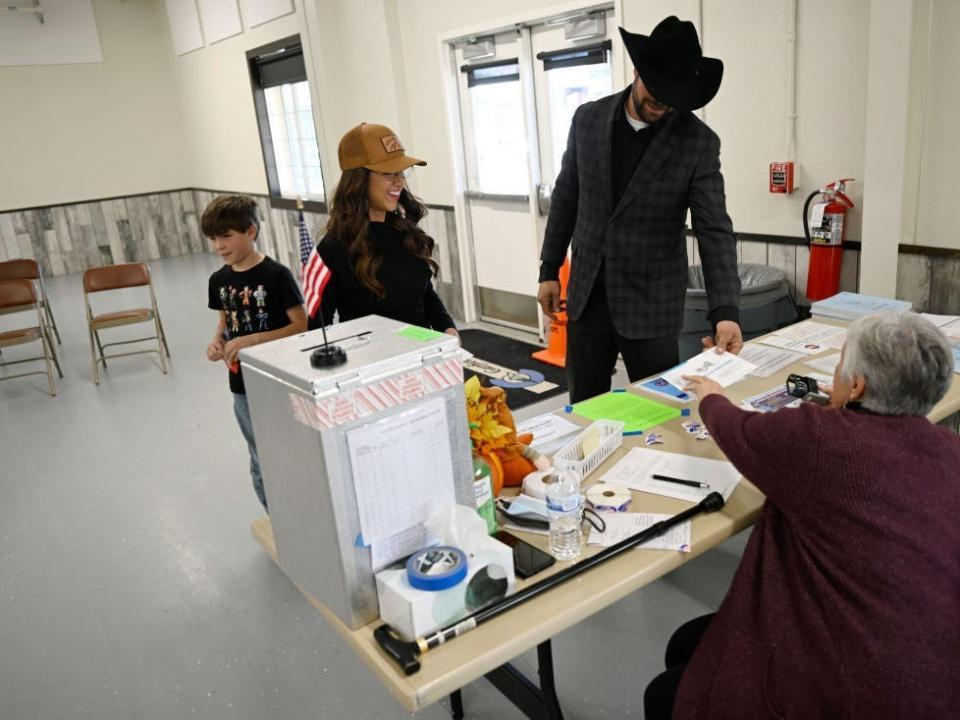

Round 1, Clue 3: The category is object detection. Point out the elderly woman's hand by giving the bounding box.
[683,375,726,401]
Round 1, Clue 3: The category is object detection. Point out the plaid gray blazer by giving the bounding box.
[540,88,740,339]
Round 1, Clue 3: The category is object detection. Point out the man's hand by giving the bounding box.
[701,320,743,355]
[206,337,225,362]
[683,374,725,401]
[223,335,252,365]
[537,281,562,321]
[444,327,460,338]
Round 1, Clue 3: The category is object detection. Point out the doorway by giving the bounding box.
[446,6,623,335]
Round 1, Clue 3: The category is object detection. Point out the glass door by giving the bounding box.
[450,7,620,332]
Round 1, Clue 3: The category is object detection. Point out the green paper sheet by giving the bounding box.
[398,326,445,342]
[572,392,680,434]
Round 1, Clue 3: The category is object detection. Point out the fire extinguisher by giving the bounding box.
[803,178,854,301]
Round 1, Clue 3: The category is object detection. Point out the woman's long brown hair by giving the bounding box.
[325,168,439,298]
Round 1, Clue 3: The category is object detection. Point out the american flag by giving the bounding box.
[298,211,330,319]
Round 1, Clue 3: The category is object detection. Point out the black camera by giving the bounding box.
[785,373,830,405]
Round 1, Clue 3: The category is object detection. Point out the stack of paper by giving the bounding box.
[572,392,680,435]
[516,413,582,455]
[811,292,911,321]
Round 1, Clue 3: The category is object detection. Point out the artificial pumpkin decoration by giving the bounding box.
[464,376,546,489]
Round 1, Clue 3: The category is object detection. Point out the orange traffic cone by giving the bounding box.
[532,258,570,368]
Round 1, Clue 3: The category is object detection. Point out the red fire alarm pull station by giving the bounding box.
[769,162,794,194]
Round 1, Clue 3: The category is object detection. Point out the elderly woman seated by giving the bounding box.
[644,312,960,720]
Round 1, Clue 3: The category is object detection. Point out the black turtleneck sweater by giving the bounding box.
[308,221,455,332]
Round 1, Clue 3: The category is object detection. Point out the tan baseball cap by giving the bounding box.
[337,122,427,173]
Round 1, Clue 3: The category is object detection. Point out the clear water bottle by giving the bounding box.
[545,468,582,560]
[472,454,497,535]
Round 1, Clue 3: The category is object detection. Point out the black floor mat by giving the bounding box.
[458,329,568,410]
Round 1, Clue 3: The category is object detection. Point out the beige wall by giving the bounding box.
[169,11,303,195]
[0,0,188,212]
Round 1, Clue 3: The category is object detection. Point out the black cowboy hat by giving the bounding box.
[619,17,723,112]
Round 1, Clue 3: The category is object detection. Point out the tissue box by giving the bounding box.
[376,537,516,641]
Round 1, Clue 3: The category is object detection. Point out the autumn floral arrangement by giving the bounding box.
[464,376,549,494]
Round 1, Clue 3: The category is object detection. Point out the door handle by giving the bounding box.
[537,183,553,216]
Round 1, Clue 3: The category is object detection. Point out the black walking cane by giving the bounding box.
[374,491,726,675]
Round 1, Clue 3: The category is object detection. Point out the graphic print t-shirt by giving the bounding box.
[208,256,303,394]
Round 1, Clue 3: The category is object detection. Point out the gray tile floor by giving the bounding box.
[0,254,748,720]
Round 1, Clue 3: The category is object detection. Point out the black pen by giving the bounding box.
[652,474,710,489]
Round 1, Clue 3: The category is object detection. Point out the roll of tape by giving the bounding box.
[406,546,468,591]
[521,470,558,501]
[586,484,632,512]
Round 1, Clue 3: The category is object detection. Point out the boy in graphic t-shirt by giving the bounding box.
[203,195,306,510]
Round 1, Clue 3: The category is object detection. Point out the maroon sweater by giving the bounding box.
[674,395,960,719]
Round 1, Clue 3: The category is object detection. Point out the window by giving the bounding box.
[462,59,529,195]
[248,36,326,210]
[538,42,612,177]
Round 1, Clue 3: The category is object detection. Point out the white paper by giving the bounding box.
[759,321,846,355]
[819,331,848,349]
[661,348,757,390]
[940,319,960,340]
[759,334,834,355]
[601,447,741,502]
[516,413,581,453]
[370,525,438,572]
[920,313,959,328]
[739,344,804,378]
[347,397,456,554]
[803,352,841,374]
[588,513,692,552]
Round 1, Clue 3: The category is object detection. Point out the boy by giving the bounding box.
[203,195,307,510]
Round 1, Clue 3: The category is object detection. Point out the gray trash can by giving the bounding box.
[679,263,797,360]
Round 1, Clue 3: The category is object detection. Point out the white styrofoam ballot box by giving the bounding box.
[376,536,516,641]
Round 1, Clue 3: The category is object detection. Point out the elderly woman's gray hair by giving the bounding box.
[838,312,953,416]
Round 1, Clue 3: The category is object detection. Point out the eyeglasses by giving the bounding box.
[371,168,413,180]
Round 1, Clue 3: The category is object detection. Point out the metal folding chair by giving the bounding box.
[0,279,60,396]
[0,258,61,344]
[82,262,170,384]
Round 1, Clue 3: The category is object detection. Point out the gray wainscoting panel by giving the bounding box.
[7,193,952,320]
[896,253,932,311]
[740,240,769,266]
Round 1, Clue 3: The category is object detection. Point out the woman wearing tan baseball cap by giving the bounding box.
[306,122,457,337]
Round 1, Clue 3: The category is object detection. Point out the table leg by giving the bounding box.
[449,689,464,720]
[483,639,564,720]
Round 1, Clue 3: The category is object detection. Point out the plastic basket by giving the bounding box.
[552,420,625,479]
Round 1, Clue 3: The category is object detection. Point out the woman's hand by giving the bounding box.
[683,375,725,401]
[445,327,460,338]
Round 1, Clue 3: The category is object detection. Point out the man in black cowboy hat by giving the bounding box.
[537,16,742,403]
